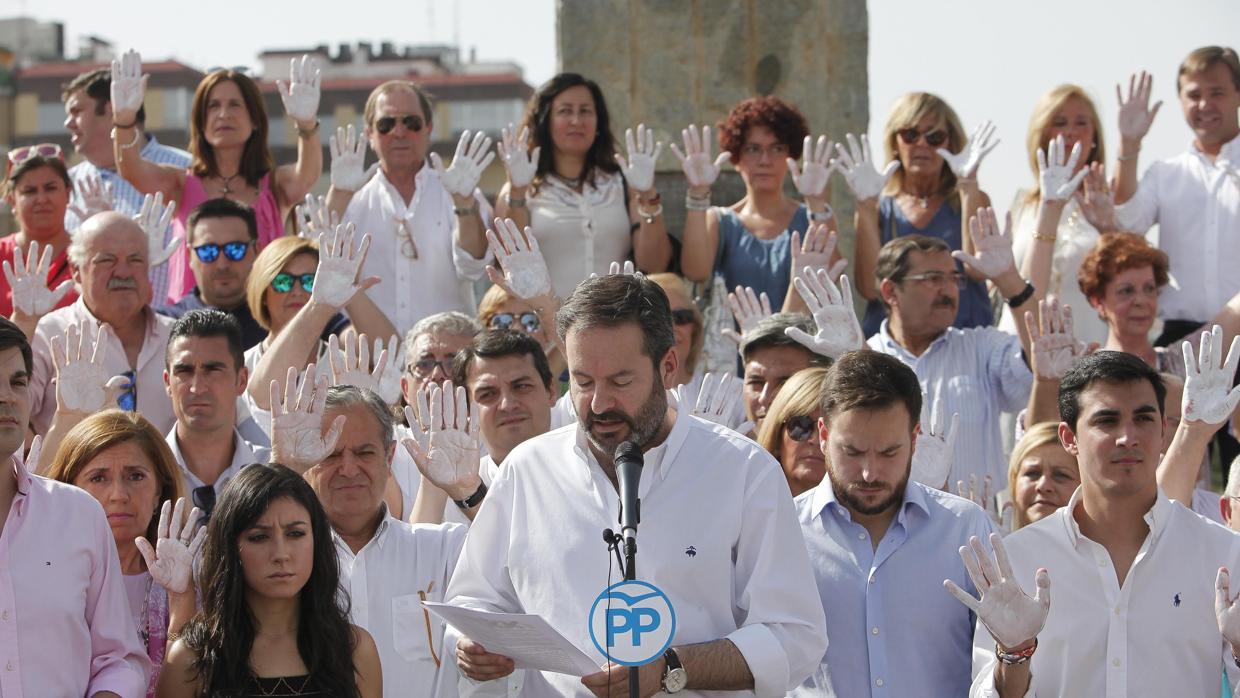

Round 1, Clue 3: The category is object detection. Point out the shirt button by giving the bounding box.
[1114,607,1121,616]
[875,678,884,687]
[871,626,880,635]
[5,661,11,671]
[869,575,876,584]
[1,610,7,621]
[858,533,866,540]
[1098,559,1108,567]
[1112,658,1121,667]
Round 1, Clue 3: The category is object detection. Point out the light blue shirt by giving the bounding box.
[868,320,1032,486]
[65,134,192,303]
[792,481,996,698]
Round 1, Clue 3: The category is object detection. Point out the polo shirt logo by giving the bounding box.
[684,546,697,558]
[1174,593,1182,607]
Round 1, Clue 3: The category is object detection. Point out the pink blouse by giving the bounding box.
[164,171,285,304]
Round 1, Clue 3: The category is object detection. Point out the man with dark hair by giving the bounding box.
[867,214,1036,489]
[163,309,269,504]
[61,67,191,300]
[452,329,554,465]
[446,274,826,696]
[0,316,149,695]
[739,312,829,431]
[950,349,1240,696]
[159,199,265,349]
[792,349,995,697]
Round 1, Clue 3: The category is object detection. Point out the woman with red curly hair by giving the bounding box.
[1079,232,1240,376]
[676,96,841,312]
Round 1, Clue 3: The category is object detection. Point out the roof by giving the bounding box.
[256,72,529,92]
[17,60,201,79]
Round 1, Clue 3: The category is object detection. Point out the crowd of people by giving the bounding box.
[0,38,1237,697]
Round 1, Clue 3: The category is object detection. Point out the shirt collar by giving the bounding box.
[570,407,689,484]
[875,319,950,359]
[1061,485,1171,548]
[331,503,394,556]
[811,477,930,522]
[166,428,255,489]
[7,453,32,513]
[1189,133,1240,164]
[74,296,159,339]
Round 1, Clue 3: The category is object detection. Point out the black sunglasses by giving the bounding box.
[784,414,818,442]
[489,311,540,333]
[897,128,948,147]
[671,309,696,326]
[375,115,425,135]
[271,272,315,293]
[194,241,250,264]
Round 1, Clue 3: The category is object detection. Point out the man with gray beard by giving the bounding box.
[29,210,176,434]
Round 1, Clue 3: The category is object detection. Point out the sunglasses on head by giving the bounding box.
[193,241,251,264]
[784,414,818,442]
[270,272,315,293]
[671,309,697,326]
[6,143,64,176]
[897,128,948,147]
[489,311,540,333]
[375,115,425,135]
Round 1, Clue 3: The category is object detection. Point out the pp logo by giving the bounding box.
[588,580,676,666]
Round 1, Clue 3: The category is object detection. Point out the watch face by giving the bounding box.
[664,667,688,692]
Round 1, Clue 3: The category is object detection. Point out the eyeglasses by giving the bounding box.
[740,143,790,160]
[410,357,453,378]
[489,311,540,333]
[897,128,948,147]
[191,485,217,522]
[116,370,136,412]
[270,272,315,293]
[6,143,64,176]
[671,309,697,326]
[375,115,425,135]
[1112,283,1161,303]
[783,414,818,442]
[900,271,966,289]
[193,241,251,264]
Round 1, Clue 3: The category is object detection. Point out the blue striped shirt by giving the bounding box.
[867,320,1032,486]
[65,134,192,304]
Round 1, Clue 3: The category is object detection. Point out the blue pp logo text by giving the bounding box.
[588,580,676,666]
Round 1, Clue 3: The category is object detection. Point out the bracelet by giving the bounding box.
[639,192,662,207]
[454,481,488,509]
[453,204,479,217]
[1118,147,1140,162]
[995,638,1037,665]
[296,119,321,138]
[685,193,711,212]
[1005,281,1036,308]
[638,203,664,225]
[810,205,835,223]
[1032,232,1057,243]
[112,126,142,150]
[506,194,527,208]
[112,119,136,130]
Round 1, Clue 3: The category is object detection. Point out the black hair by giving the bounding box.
[453,329,554,391]
[62,68,147,124]
[1058,350,1166,428]
[556,274,675,372]
[187,198,259,247]
[167,309,245,372]
[819,350,922,429]
[0,317,32,374]
[521,73,619,194]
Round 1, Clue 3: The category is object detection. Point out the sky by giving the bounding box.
[13,0,1240,223]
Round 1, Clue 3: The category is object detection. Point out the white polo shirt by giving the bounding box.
[445,411,827,697]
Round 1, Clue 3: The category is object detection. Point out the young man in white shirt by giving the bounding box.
[793,350,996,697]
[446,273,826,697]
[1114,46,1240,346]
[949,350,1240,697]
[272,382,468,698]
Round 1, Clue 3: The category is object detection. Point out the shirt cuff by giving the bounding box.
[88,665,148,698]
[725,623,788,698]
[971,657,1035,698]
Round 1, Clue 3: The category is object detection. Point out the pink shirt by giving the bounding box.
[164,172,286,304]
[0,454,149,696]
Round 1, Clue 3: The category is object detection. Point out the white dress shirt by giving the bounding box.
[529,172,632,299]
[164,427,270,497]
[1115,135,1240,322]
[445,413,827,697]
[969,487,1240,697]
[343,166,491,335]
[30,299,175,435]
[868,321,1033,487]
[334,512,467,698]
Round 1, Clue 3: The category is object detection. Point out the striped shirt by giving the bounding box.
[868,320,1032,487]
[65,134,192,304]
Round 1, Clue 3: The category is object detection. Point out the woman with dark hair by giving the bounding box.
[677,96,842,313]
[110,50,323,304]
[1,146,80,333]
[158,463,382,697]
[492,73,672,297]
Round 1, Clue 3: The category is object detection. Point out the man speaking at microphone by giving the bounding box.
[445,273,826,697]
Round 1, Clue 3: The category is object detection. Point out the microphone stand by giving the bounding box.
[602,513,641,698]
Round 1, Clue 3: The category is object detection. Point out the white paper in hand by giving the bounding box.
[422,602,600,677]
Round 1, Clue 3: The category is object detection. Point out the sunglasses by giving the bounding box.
[375,115,425,135]
[116,370,136,412]
[410,357,453,378]
[270,272,315,293]
[897,128,948,147]
[6,143,64,176]
[489,311,540,333]
[191,485,217,523]
[784,414,818,442]
[193,241,251,264]
[671,309,696,326]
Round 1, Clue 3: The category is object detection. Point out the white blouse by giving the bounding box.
[529,171,632,299]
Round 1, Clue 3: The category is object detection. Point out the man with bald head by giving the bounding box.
[29,211,176,434]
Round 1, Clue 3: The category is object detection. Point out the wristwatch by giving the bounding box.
[661,647,687,693]
[1005,280,1035,309]
[453,481,487,510]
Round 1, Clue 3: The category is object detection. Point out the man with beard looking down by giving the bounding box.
[791,349,996,697]
[445,273,826,697]
[866,210,1036,488]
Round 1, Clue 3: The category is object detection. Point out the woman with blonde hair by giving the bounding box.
[1007,421,1080,531]
[476,283,566,380]
[45,409,202,697]
[838,92,997,336]
[756,367,831,496]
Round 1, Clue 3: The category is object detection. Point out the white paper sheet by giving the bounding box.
[422,601,601,677]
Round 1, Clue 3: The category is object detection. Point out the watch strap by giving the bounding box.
[1005,281,1035,309]
[453,481,488,509]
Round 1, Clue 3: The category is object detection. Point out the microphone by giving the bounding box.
[614,441,644,543]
